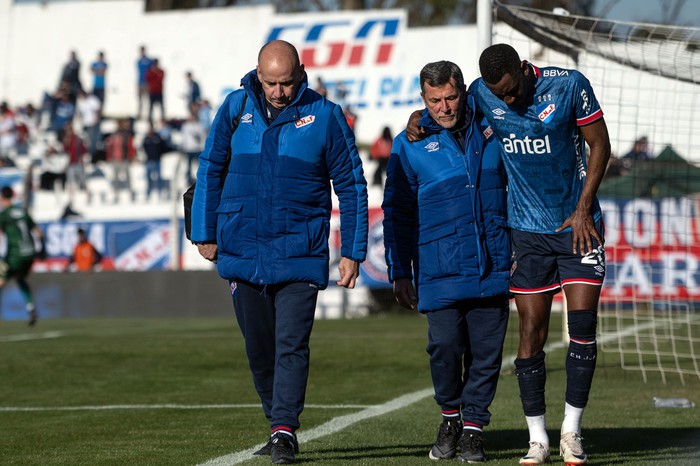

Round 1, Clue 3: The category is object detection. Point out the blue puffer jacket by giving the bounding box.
[382,94,511,312]
[191,70,368,288]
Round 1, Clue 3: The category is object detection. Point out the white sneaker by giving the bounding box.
[559,431,587,465]
[519,441,550,465]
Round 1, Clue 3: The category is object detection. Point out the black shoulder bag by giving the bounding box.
[183,94,247,241]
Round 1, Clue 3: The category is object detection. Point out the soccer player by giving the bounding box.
[383,60,510,463]
[0,186,44,326]
[473,44,610,466]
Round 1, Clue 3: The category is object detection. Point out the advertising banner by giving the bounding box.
[26,196,700,304]
[35,220,173,272]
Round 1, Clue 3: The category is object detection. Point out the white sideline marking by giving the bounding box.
[196,388,434,466]
[198,319,664,466]
[0,403,375,412]
[0,331,64,343]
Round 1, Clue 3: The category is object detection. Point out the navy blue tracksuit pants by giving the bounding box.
[231,280,319,431]
[426,296,509,427]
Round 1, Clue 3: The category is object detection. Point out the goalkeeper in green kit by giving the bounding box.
[0,186,44,326]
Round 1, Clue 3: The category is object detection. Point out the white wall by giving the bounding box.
[1,1,271,124]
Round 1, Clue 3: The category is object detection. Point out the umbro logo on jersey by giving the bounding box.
[295,115,315,128]
[491,108,506,116]
[424,142,439,152]
[240,113,253,123]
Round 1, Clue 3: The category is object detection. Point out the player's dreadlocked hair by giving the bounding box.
[420,61,465,94]
[479,43,522,84]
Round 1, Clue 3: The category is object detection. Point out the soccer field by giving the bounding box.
[1,314,698,465]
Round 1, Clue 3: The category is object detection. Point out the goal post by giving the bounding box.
[489,1,700,384]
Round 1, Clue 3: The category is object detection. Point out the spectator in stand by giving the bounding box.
[344,105,357,131]
[142,123,169,200]
[50,91,75,141]
[65,228,102,272]
[185,71,201,114]
[180,112,206,184]
[0,102,16,161]
[335,80,348,108]
[146,58,165,125]
[156,119,175,152]
[58,50,82,105]
[15,104,39,156]
[105,118,136,202]
[90,51,108,103]
[197,99,212,133]
[314,76,327,98]
[622,136,651,161]
[369,126,392,187]
[76,90,102,160]
[136,45,153,119]
[63,124,88,195]
[39,144,68,191]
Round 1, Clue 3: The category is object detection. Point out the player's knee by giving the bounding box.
[567,309,597,342]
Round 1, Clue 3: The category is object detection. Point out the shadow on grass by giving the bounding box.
[488,427,700,465]
[299,443,430,462]
[296,427,699,464]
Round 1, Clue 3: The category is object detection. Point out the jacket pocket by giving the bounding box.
[417,222,461,279]
[285,205,329,258]
[216,202,245,257]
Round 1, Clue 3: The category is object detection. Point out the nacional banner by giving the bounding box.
[35,220,173,272]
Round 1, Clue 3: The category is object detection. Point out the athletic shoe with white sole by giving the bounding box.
[428,419,463,460]
[560,431,587,466]
[519,441,550,465]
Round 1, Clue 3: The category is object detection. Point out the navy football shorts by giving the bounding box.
[509,221,606,294]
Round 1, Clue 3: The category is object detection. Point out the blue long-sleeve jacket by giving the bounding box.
[382,94,510,312]
[191,70,368,288]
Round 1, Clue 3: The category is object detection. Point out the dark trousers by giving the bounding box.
[426,296,509,427]
[232,280,319,431]
[148,93,164,124]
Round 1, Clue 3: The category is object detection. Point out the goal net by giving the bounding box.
[491,1,700,384]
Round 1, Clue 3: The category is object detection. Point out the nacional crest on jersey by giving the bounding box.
[537,103,556,123]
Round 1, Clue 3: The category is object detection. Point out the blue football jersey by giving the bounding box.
[471,64,604,234]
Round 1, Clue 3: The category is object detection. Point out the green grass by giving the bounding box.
[1,314,698,465]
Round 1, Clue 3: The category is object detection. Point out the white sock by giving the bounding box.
[561,402,584,435]
[525,414,548,446]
